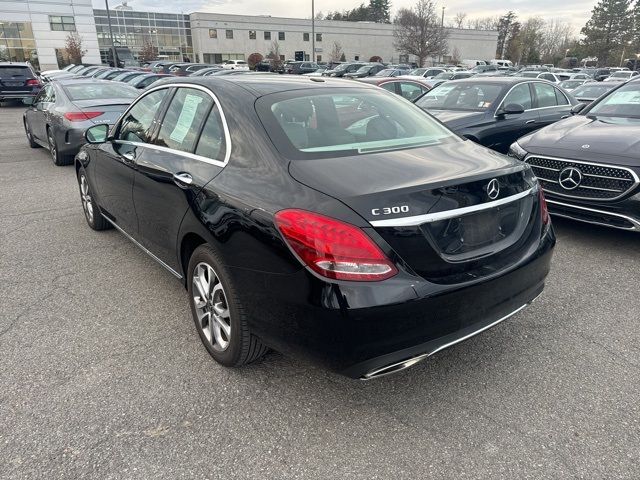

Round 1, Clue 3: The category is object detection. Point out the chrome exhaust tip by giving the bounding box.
[361,353,430,380]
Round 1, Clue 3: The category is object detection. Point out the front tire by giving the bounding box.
[24,120,39,148]
[77,167,111,231]
[187,244,268,368]
[47,127,73,166]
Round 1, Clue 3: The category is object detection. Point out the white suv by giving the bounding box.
[222,60,249,71]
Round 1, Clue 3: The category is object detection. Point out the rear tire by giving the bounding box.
[77,167,111,231]
[24,120,39,148]
[187,244,268,368]
[47,127,73,166]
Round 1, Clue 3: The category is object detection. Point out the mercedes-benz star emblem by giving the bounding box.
[558,167,583,190]
[486,179,500,200]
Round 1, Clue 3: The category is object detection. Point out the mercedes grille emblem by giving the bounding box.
[558,167,583,190]
[486,178,500,200]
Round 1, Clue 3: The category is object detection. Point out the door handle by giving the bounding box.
[173,172,193,187]
[525,120,536,124]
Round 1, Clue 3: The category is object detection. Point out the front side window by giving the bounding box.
[258,89,456,160]
[533,82,558,108]
[49,16,75,31]
[589,83,640,118]
[399,82,426,101]
[502,83,533,110]
[118,89,168,144]
[155,88,213,153]
[416,83,503,111]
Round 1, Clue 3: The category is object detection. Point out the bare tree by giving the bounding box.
[393,0,449,67]
[466,16,500,30]
[138,40,157,63]
[453,12,467,29]
[329,41,343,62]
[64,32,87,64]
[539,19,575,64]
[266,41,283,70]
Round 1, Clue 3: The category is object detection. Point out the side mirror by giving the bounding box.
[85,124,110,144]
[571,103,586,115]
[498,103,525,116]
[22,97,35,106]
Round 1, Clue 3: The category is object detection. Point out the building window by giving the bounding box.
[316,33,322,42]
[264,31,271,40]
[317,55,322,62]
[278,32,285,41]
[304,54,310,61]
[226,29,233,39]
[303,33,309,42]
[354,55,360,61]
[249,30,256,39]
[208,29,217,38]
[49,16,75,32]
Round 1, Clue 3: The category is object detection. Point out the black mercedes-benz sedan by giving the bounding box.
[76,76,555,379]
[510,79,640,232]
[414,77,577,154]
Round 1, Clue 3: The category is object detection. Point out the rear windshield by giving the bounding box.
[572,84,614,98]
[63,83,139,101]
[588,83,640,118]
[0,66,32,78]
[257,88,456,160]
[415,83,503,111]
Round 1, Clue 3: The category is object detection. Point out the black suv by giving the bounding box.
[0,62,42,103]
[77,76,554,379]
[343,63,386,78]
[284,61,319,75]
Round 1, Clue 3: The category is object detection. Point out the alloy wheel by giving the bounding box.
[79,174,94,224]
[192,262,231,351]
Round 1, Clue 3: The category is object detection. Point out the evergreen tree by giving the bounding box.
[369,0,392,23]
[496,11,517,59]
[581,0,633,66]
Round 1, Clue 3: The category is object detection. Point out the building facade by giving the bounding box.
[93,8,193,65]
[0,0,100,70]
[189,13,499,66]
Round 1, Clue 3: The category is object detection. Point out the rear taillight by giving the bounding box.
[538,187,550,225]
[26,79,41,87]
[64,111,104,122]
[275,209,398,282]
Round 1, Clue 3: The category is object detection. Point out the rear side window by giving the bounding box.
[533,83,558,108]
[195,105,227,160]
[399,82,425,101]
[155,88,213,153]
[0,66,31,78]
[503,83,533,110]
[554,88,569,105]
[118,89,168,144]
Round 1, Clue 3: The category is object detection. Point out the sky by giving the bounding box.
[94,0,597,31]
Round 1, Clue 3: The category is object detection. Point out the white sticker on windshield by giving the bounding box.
[169,94,203,144]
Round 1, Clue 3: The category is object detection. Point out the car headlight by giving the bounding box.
[508,141,528,160]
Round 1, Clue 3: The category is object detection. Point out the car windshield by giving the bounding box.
[588,83,640,118]
[63,83,139,100]
[355,66,372,73]
[611,72,632,78]
[259,90,456,159]
[519,72,540,78]
[410,68,426,76]
[572,84,615,98]
[415,83,503,111]
[560,81,583,89]
[434,72,454,79]
[375,69,394,76]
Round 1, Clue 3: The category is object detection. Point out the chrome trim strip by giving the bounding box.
[369,187,534,227]
[112,83,231,168]
[362,301,533,379]
[525,154,640,202]
[102,215,184,278]
[546,199,640,231]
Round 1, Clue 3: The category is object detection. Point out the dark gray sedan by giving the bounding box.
[23,78,139,165]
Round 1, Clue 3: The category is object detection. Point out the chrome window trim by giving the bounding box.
[101,215,184,278]
[546,199,640,231]
[494,80,570,117]
[369,187,535,227]
[525,154,640,202]
[112,83,231,167]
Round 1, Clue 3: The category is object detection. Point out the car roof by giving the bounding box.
[53,78,119,86]
[441,77,542,86]
[152,75,380,97]
[0,62,32,67]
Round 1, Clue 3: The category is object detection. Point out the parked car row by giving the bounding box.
[13,70,639,380]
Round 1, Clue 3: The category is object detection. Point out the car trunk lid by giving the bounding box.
[71,99,132,125]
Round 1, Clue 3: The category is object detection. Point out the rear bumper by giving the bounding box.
[546,194,640,232]
[0,91,38,100]
[231,227,555,378]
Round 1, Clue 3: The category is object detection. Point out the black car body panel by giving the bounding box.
[76,76,555,378]
[415,77,577,154]
[513,79,640,231]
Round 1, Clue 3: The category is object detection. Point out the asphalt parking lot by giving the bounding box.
[1,102,639,480]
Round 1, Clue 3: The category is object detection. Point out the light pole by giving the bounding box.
[104,1,118,66]
[311,0,315,63]
[439,6,445,64]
